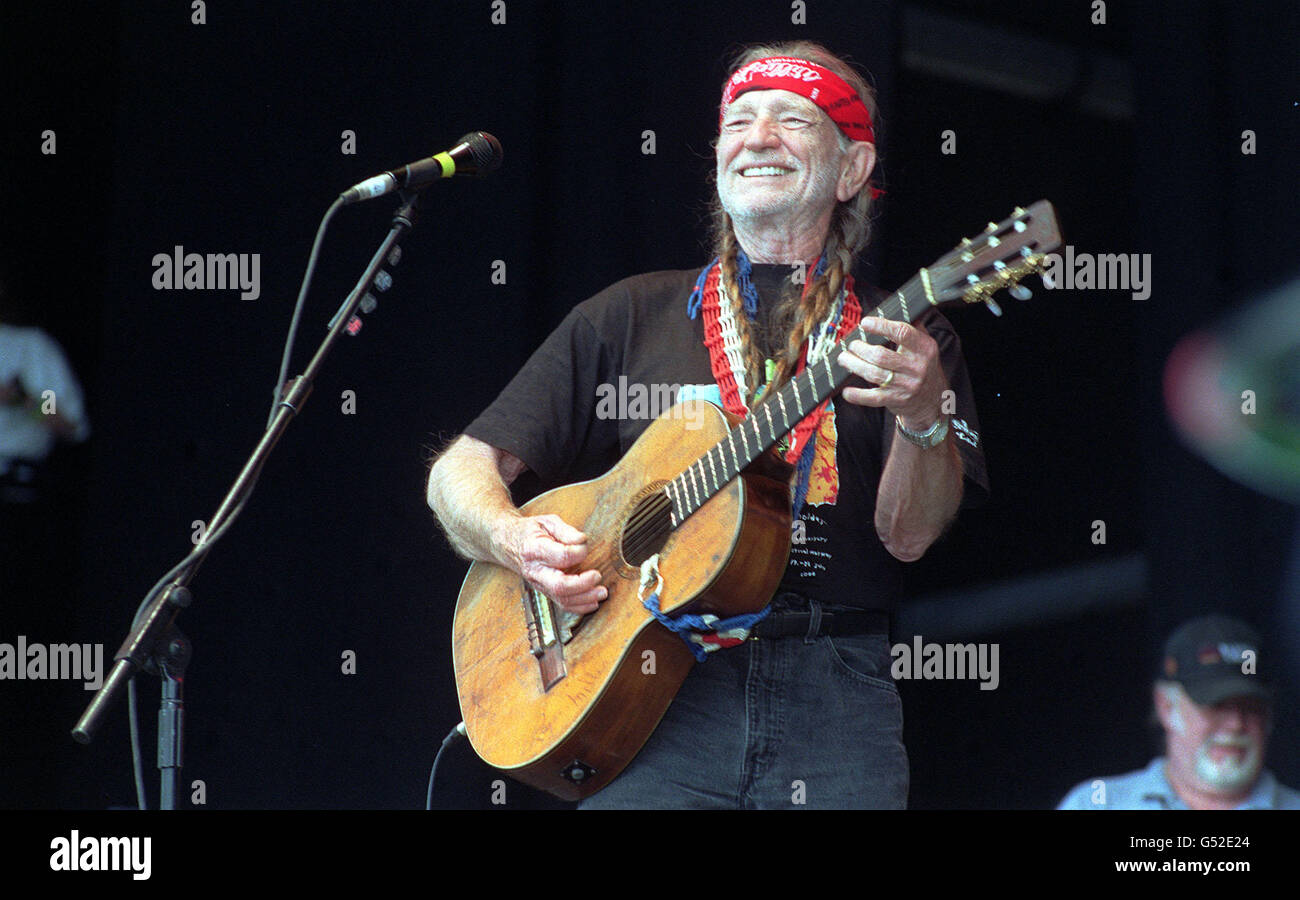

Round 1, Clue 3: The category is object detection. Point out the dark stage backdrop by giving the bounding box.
[2,0,1295,813]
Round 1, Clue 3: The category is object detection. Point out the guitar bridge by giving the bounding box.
[521,584,568,691]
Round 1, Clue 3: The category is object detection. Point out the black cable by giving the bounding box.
[426,722,467,809]
[269,195,345,429]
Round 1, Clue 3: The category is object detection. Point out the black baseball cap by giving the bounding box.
[1160,614,1272,706]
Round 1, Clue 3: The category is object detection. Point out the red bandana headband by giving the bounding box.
[719,56,875,144]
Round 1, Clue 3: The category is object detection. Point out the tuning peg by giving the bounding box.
[1041,271,1056,289]
[984,297,1003,317]
[1009,284,1032,301]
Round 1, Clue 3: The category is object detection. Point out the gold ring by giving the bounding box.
[879,369,894,388]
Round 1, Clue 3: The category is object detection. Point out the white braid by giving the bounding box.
[714,276,752,407]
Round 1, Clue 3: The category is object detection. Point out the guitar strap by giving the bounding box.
[638,554,771,661]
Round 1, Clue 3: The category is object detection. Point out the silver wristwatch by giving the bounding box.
[895,415,949,449]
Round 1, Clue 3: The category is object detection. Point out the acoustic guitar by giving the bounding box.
[452,201,1061,799]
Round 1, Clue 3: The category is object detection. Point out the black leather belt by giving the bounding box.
[750,608,890,639]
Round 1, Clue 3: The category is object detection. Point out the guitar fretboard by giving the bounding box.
[665,269,933,526]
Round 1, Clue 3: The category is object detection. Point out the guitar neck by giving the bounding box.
[665,273,928,526]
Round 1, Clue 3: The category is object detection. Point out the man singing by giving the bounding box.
[428,41,988,808]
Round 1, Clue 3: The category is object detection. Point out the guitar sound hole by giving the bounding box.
[620,491,674,567]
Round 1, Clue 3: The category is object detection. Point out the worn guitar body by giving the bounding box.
[452,400,792,800]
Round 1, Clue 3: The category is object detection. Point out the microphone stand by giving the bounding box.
[72,191,427,808]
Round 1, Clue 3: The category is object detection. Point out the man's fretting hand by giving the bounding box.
[837,316,948,430]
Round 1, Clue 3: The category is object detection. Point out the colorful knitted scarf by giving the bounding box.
[687,250,862,520]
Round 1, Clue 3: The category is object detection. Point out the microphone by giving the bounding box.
[341,131,502,204]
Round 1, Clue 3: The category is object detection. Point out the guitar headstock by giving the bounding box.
[925,200,1062,316]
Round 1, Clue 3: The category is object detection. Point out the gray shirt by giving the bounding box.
[1058,757,1300,809]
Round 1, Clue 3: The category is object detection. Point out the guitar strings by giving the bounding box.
[623,493,671,534]
[566,491,675,588]
[621,494,674,565]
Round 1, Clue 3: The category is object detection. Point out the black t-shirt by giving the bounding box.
[465,265,988,611]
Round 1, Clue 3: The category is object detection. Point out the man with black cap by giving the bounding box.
[1058,614,1300,809]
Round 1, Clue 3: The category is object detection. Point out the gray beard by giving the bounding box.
[1194,738,1263,792]
[717,164,839,226]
